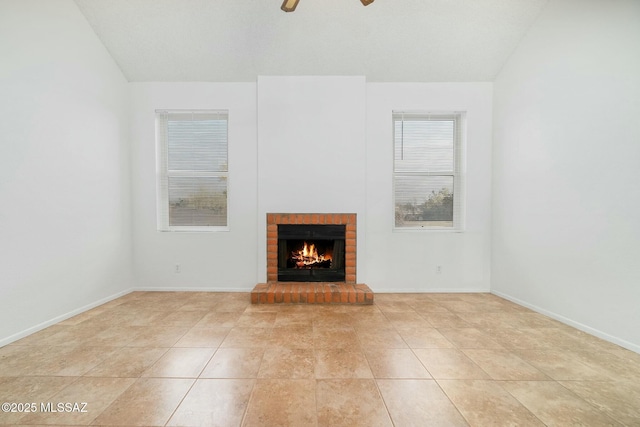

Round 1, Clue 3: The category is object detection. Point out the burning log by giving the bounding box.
[293,259,332,269]
[290,241,332,269]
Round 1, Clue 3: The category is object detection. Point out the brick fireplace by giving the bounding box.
[251,213,373,304]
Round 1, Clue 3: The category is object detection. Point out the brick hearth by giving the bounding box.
[251,283,373,305]
[252,213,373,304]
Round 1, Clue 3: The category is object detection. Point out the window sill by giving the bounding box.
[159,226,230,233]
[393,226,464,233]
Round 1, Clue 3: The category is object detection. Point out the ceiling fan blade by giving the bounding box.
[281,0,300,12]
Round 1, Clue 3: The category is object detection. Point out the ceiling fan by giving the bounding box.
[281,0,374,13]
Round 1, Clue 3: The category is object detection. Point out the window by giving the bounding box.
[156,110,228,231]
[393,112,464,230]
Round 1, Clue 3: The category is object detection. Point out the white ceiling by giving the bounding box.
[74,0,548,82]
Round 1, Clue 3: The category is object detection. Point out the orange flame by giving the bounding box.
[292,242,332,268]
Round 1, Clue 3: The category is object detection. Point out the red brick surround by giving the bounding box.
[266,213,357,283]
[253,212,371,304]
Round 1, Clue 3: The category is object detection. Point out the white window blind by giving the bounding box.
[156,110,228,230]
[393,111,465,230]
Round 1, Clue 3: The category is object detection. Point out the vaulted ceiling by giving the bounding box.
[74,0,548,82]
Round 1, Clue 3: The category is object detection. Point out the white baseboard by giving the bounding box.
[131,286,255,292]
[373,288,491,293]
[0,288,133,347]
[491,290,640,354]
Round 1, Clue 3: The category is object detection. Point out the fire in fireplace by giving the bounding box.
[278,224,345,282]
[288,241,333,269]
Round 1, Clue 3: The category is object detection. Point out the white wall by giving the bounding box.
[129,83,258,290]
[492,0,640,351]
[0,0,132,344]
[130,78,493,291]
[257,76,367,283]
[366,83,493,291]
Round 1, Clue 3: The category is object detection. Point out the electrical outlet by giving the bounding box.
[175,264,181,273]
[436,265,442,274]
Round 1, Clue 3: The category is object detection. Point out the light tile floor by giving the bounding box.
[1,291,639,426]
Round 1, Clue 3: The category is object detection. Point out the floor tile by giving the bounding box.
[57,308,108,326]
[436,300,482,313]
[419,312,471,328]
[91,377,194,426]
[514,349,611,380]
[220,327,270,348]
[502,312,563,329]
[121,310,170,327]
[501,380,623,426]
[364,348,431,379]
[563,348,640,382]
[9,325,68,346]
[167,379,254,427]
[266,326,314,349]
[126,326,190,347]
[355,328,408,349]
[462,349,549,380]
[437,328,505,349]
[274,312,313,328]
[522,327,588,349]
[81,325,145,347]
[235,312,277,328]
[377,379,468,426]
[84,347,168,377]
[559,380,640,426]
[314,348,373,379]
[27,326,105,347]
[382,311,431,328]
[480,327,548,350]
[195,311,243,328]
[312,312,355,328]
[394,326,455,349]
[24,346,119,377]
[454,312,511,329]
[413,348,490,380]
[0,376,77,401]
[561,329,632,354]
[243,379,316,426]
[438,379,544,426]
[258,348,315,379]
[173,327,230,348]
[1,291,638,427]
[376,301,415,313]
[0,376,78,425]
[214,300,251,312]
[142,347,215,378]
[316,379,392,427]
[351,313,393,330]
[408,301,451,313]
[200,348,264,378]
[312,327,360,349]
[176,295,222,311]
[161,310,208,327]
[18,377,135,426]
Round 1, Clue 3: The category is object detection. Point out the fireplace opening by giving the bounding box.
[278,224,345,282]
[285,240,333,269]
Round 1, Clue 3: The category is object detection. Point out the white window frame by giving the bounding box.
[392,111,466,232]
[155,109,229,232]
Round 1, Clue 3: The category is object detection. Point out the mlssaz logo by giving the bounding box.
[41,402,88,413]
